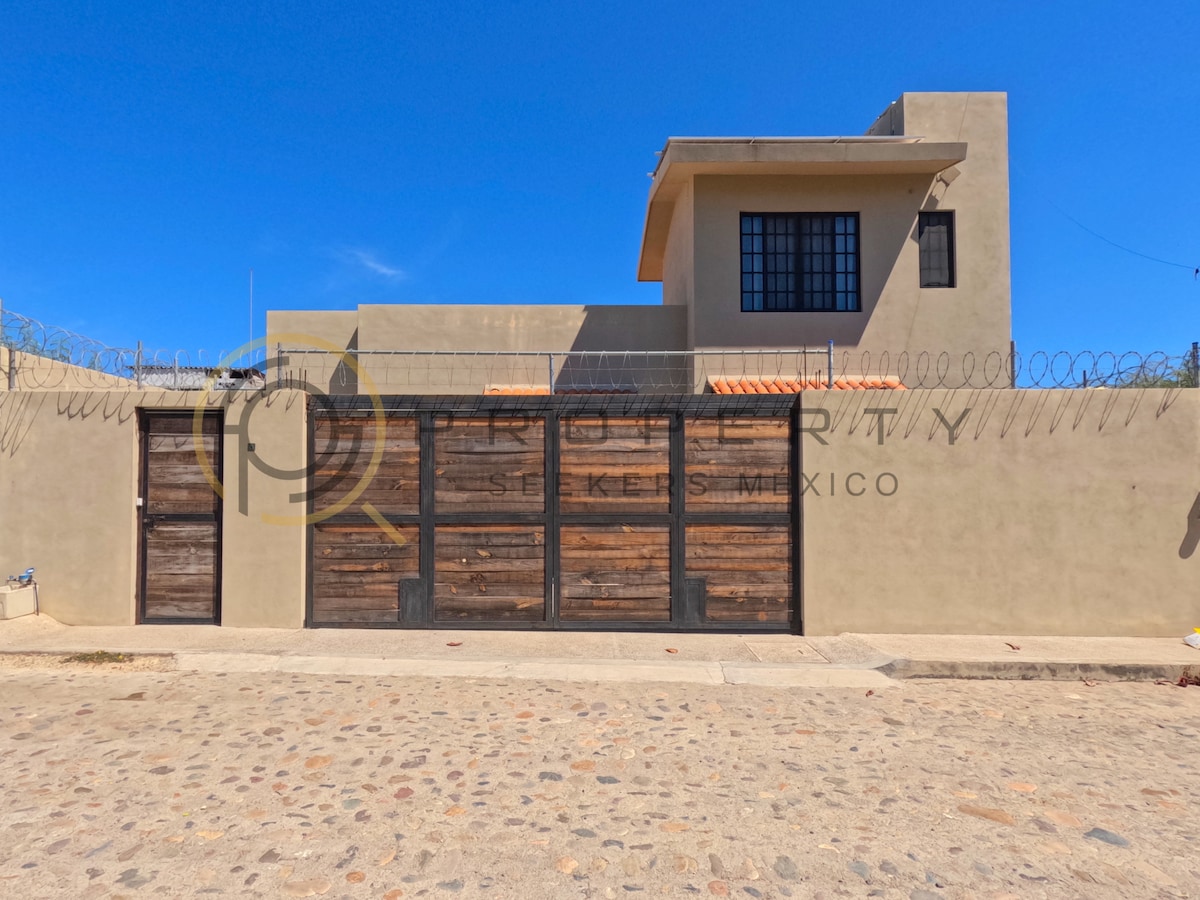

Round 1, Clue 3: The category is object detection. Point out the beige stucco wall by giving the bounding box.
[684,92,1010,367]
[801,388,1200,636]
[353,303,686,353]
[219,390,308,628]
[693,173,974,350]
[0,389,308,627]
[270,304,688,394]
[3,382,1197,635]
[662,181,695,311]
[0,391,140,624]
[0,347,142,391]
[267,310,360,351]
[896,92,1012,355]
[266,310,361,396]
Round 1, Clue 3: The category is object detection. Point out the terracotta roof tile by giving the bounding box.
[708,376,905,394]
[484,386,551,396]
[482,379,906,396]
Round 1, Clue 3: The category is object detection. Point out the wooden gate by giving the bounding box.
[138,411,223,624]
[308,396,797,631]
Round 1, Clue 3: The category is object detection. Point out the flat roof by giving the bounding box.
[637,136,967,281]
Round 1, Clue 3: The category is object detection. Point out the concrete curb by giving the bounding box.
[4,648,1197,687]
[170,652,897,688]
[177,651,727,685]
[879,658,1200,683]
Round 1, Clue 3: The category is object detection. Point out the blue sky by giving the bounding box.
[2,0,1197,358]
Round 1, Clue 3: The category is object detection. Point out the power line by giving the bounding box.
[1013,160,1198,277]
[1044,194,1197,273]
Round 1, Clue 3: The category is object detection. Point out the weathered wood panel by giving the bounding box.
[685,417,790,514]
[146,415,220,435]
[145,425,220,514]
[311,523,419,624]
[686,524,791,624]
[147,436,220,454]
[435,416,545,513]
[312,416,419,515]
[560,525,670,621]
[560,418,670,514]
[303,410,797,632]
[143,521,217,620]
[141,414,221,622]
[434,525,545,621]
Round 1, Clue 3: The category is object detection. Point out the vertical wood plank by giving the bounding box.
[140,413,221,622]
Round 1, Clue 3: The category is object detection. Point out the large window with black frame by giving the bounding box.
[741,212,860,312]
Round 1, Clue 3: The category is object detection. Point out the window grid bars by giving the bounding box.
[741,213,860,312]
[918,211,955,288]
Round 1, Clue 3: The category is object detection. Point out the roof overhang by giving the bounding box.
[637,137,968,281]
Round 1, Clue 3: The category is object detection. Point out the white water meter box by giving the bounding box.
[0,584,37,619]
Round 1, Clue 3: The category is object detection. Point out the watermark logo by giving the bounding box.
[184,357,927,547]
[189,334,410,543]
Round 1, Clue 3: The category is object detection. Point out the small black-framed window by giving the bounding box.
[918,211,956,288]
[740,212,860,312]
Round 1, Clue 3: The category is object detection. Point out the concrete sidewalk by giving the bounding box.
[1,614,1197,686]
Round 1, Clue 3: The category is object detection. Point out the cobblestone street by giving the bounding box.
[1,663,1197,899]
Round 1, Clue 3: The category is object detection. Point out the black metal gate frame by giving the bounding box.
[306,394,802,633]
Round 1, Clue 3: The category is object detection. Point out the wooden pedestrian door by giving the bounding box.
[138,411,223,624]
[308,397,797,631]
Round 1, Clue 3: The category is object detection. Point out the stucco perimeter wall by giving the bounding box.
[801,388,1200,636]
[0,391,140,624]
[0,390,308,627]
[0,347,142,392]
[218,390,309,627]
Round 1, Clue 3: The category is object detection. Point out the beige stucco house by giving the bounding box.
[270,91,1011,393]
[9,90,1194,639]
